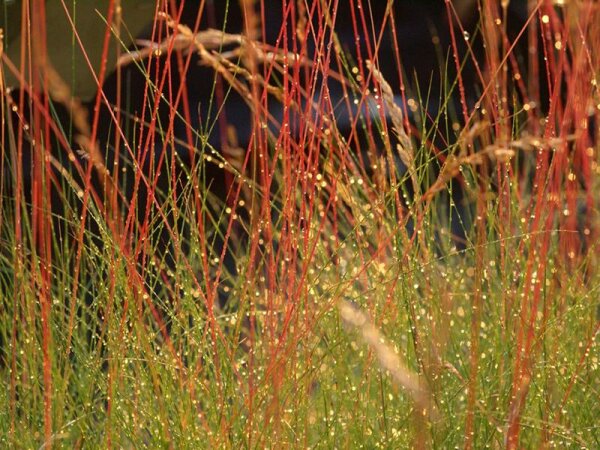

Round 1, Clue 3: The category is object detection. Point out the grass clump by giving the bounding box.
[1,0,599,448]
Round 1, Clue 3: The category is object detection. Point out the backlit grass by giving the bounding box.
[1,1,599,448]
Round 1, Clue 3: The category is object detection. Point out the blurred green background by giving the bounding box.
[1,0,156,99]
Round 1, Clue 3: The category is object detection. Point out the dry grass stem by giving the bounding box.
[338,300,431,411]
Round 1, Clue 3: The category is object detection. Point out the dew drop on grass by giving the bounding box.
[463,31,470,41]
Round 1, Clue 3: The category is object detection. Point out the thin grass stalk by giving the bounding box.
[339,300,433,448]
[26,1,55,446]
